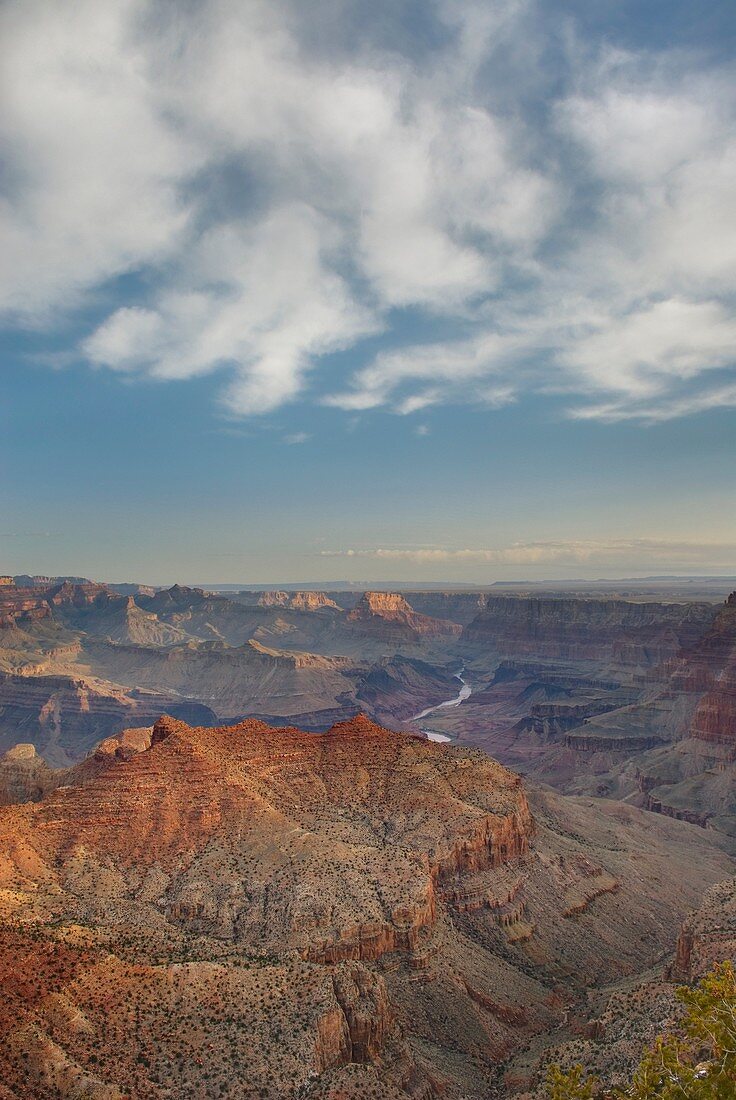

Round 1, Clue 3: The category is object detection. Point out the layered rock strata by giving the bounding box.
[463,597,715,666]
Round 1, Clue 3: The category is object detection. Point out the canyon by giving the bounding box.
[1,574,735,1095]
[0,712,732,1098]
[1,577,735,837]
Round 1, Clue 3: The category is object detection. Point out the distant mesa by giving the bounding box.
[348,590,463,639]
[257,589,342,611]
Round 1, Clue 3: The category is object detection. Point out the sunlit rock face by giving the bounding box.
[0,712,731,1098]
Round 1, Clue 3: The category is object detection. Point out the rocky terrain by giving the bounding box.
[0,581,465,761]
[415,592,736,844]
[507,873,736,1097]
[2,577,736,843]
[0,713,732,1098]
[461,595,715,666]
[0,670,216,766]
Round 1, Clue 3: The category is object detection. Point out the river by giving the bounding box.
[409,667,471,742]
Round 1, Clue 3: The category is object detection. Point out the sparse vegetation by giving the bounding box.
[546,962,736,1099]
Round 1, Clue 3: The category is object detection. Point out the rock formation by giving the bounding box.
[513,872,736,1097]
[256,589,342,611]
[462,596,715,666]
[0,670,215,766]
[0,744,55,805]
[347,592,462,643]
[0,714,731,1098]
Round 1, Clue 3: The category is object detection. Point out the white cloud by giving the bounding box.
[84,205,377,412]
[2,1,735,421]
[320,539,736,568]
[561,299,736,401]
[0,0,202,320]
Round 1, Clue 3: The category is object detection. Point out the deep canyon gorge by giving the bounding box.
[0,576,735,1097]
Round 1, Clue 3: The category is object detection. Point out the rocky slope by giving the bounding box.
[0,671,215,766]
[511,873,736,1097]
[0,728,154,807]
[0,714,731,1099]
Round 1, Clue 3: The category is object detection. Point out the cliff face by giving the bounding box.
[0,670,215,766]
[670,876,736,981]
[617,597,736,833]
[463,596,715,665]
[0,586,52,628]
[685,598,736,755]
[46,580,116,608]
[348,592,462,642]
[529,700,621,739]
[690,654,736,751]
[257,590,342,611]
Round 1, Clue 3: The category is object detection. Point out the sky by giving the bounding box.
[1,0,735,586]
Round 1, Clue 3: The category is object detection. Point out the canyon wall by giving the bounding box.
[463,596,715,665]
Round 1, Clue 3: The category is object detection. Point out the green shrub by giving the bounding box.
[545,961,736,1100]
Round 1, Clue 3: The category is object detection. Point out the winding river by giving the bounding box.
[409,667,471,742]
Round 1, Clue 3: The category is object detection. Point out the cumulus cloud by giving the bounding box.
[1,0,735,420]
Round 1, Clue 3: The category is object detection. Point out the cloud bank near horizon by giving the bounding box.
[2,0,735,424]
[320,539,736,571]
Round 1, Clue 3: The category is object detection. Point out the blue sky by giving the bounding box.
[1,0,735,584]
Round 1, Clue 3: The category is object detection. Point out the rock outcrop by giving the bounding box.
[669,876,736,981]
[0,744,55,805]
[348,592,462,643]
[256,590,342,611]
